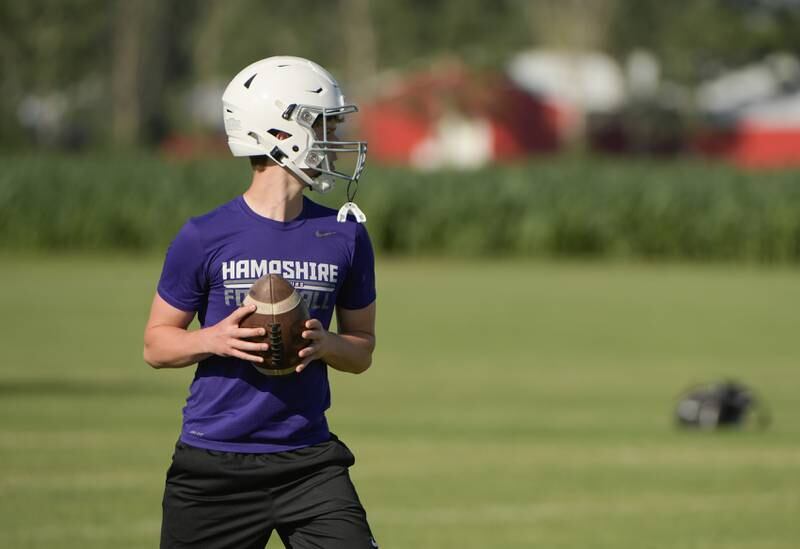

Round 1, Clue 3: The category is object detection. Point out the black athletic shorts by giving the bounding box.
[160,435,379,549]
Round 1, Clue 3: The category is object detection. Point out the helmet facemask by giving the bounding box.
[291,105,367,194]
[276,104,368,223]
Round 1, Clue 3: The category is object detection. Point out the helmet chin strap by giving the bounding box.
[308,175,334,193]
[278,156,366,223]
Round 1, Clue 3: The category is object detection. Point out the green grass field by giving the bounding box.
[1,255,798,548]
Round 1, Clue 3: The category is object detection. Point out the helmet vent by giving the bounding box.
[267,129,292,139]
[243,73,257,89]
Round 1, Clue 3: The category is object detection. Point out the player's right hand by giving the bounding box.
[201,304,268,362]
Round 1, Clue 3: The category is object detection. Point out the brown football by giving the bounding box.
[239,274,310,376]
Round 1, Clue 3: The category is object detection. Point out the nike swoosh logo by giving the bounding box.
[315,230,337,238]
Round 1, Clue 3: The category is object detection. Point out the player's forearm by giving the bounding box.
[323,332,375,374]
[143,326,212,369]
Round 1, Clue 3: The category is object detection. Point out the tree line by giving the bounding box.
[2,0,799,148]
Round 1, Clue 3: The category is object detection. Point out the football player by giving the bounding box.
[144,56,378,549]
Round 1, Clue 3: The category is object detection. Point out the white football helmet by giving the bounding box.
[222,57,367,211]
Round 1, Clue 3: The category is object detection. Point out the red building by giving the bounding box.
[694,55,800,168]
[359,63,573,169]
[694,96,800,168]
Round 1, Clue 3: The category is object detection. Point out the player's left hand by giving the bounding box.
[297,318,331,373]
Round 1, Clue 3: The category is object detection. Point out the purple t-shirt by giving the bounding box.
[157,195,376,453]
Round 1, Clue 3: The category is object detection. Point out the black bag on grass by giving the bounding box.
[675,380,770,430]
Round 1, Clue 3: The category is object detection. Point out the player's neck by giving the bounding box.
[243,167,306,222]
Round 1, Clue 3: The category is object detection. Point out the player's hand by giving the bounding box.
[297,318,331,373]
[202,304,269,362]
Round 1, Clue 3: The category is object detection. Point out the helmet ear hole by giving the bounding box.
[247,132,260,144]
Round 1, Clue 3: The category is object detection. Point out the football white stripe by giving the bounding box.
[242,292,302,315]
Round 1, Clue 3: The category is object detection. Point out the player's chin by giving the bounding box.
[302,164,335,178]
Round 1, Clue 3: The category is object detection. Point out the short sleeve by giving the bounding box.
[337,223,376,310]
[157,220,208,312]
